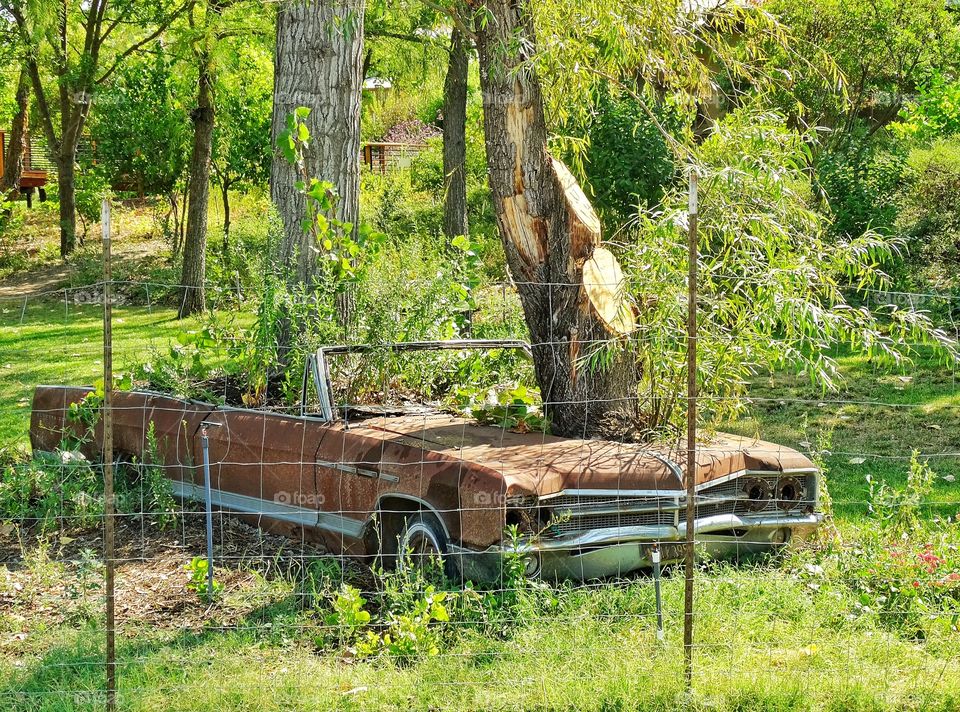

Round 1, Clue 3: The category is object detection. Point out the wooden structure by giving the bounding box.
[361,142,426,174]
[0,130,52,206]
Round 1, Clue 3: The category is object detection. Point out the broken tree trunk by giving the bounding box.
[476,0,638,439]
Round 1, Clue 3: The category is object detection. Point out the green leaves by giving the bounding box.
[277,109,386,291]
[623,108,958,434]
[184,556,223,602]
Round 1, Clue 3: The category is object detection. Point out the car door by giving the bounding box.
[188,409,325,532]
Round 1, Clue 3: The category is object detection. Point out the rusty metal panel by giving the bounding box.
[111,391,213,482]
[30,385,96,455]
[192,409,326,528]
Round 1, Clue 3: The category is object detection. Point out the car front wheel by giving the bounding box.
[397,512,459,580]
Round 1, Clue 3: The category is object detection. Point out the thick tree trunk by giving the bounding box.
[1,69,30,194]
[270,0,364,288]
[57,152,78,257]
[442,28,469,242]
[179,53,216,318]
[476,1,638,439]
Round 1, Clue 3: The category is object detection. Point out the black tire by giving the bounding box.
[397,512,460,581]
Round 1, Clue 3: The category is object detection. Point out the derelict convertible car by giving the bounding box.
[30,340,822,580]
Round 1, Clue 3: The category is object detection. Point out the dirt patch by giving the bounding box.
[0,510,333,647]
[0,202,167,300]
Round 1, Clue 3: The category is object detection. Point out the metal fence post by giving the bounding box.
[684,168,699,691]
[101,198,116,712]
[652,543,664,642]
[200,421,220,599]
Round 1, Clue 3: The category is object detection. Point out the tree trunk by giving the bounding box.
[57,151,78,257]
[442,27,469,242]
[270,0,364,288]
[475,1,638,439]
[221,177,231,253]
[179,52,216,318]
[1,69,30,194]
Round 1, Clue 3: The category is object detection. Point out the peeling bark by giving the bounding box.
[476,0,638,438]
[270,0,364,288]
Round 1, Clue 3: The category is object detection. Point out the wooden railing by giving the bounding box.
[0,131,53,190]
[361,142,427,174]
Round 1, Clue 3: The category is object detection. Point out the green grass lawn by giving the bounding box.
[3,305,960,710]
[2,564,959,711]
[726,349,960,520]
[0,301,217,448]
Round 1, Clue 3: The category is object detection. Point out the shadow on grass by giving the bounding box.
[1,592,310,711]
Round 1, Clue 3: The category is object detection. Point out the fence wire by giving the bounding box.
[1,274,960,711]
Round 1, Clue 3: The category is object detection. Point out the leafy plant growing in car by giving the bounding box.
[456,384,548,434]
[137,422,177,530]
[276,107,386,323]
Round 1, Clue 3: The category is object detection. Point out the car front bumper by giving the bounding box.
[450,512,823,582]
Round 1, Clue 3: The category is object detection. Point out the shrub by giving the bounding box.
[623,109,955,434]
[894,137,960,290]
[895,73,960,142]
[816,136,906,239]
[577,88,679,222]
[0,450,103,531]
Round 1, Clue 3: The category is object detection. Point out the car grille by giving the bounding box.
[546,510,676,536]
[541,473,816,539]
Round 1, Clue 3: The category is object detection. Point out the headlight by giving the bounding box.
[775,476,805,511]
[741,476,772,511]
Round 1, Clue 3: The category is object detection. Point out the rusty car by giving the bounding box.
[30,339,822,581]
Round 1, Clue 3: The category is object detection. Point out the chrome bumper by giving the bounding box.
[450,512,823,582]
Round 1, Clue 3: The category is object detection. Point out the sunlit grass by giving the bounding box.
[2,566,959,710]
[0,303,222,448]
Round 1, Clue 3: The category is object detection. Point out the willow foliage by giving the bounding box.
[621,110,957,435]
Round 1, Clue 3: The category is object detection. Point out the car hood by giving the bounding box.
[349,413,815,497]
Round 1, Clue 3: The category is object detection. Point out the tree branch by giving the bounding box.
[95,0,195,85]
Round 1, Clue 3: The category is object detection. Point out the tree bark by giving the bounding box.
[475,0,639,439]
[1,69,30,194]
[57,150,78,257]
[179,51,216,318]
[270,0,364,289]
[442,27,470,242]
[221,177,231,252]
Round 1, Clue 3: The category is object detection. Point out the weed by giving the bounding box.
[185,556,223,603]
[868,450,937,535]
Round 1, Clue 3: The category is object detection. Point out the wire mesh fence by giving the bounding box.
[2,260,960,710]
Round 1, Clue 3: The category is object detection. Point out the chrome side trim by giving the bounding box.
[512,512,822,552]
[170,480,364,539]
[317,459,399,483]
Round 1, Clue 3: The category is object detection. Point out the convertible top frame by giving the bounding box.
[300,339,534,422]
